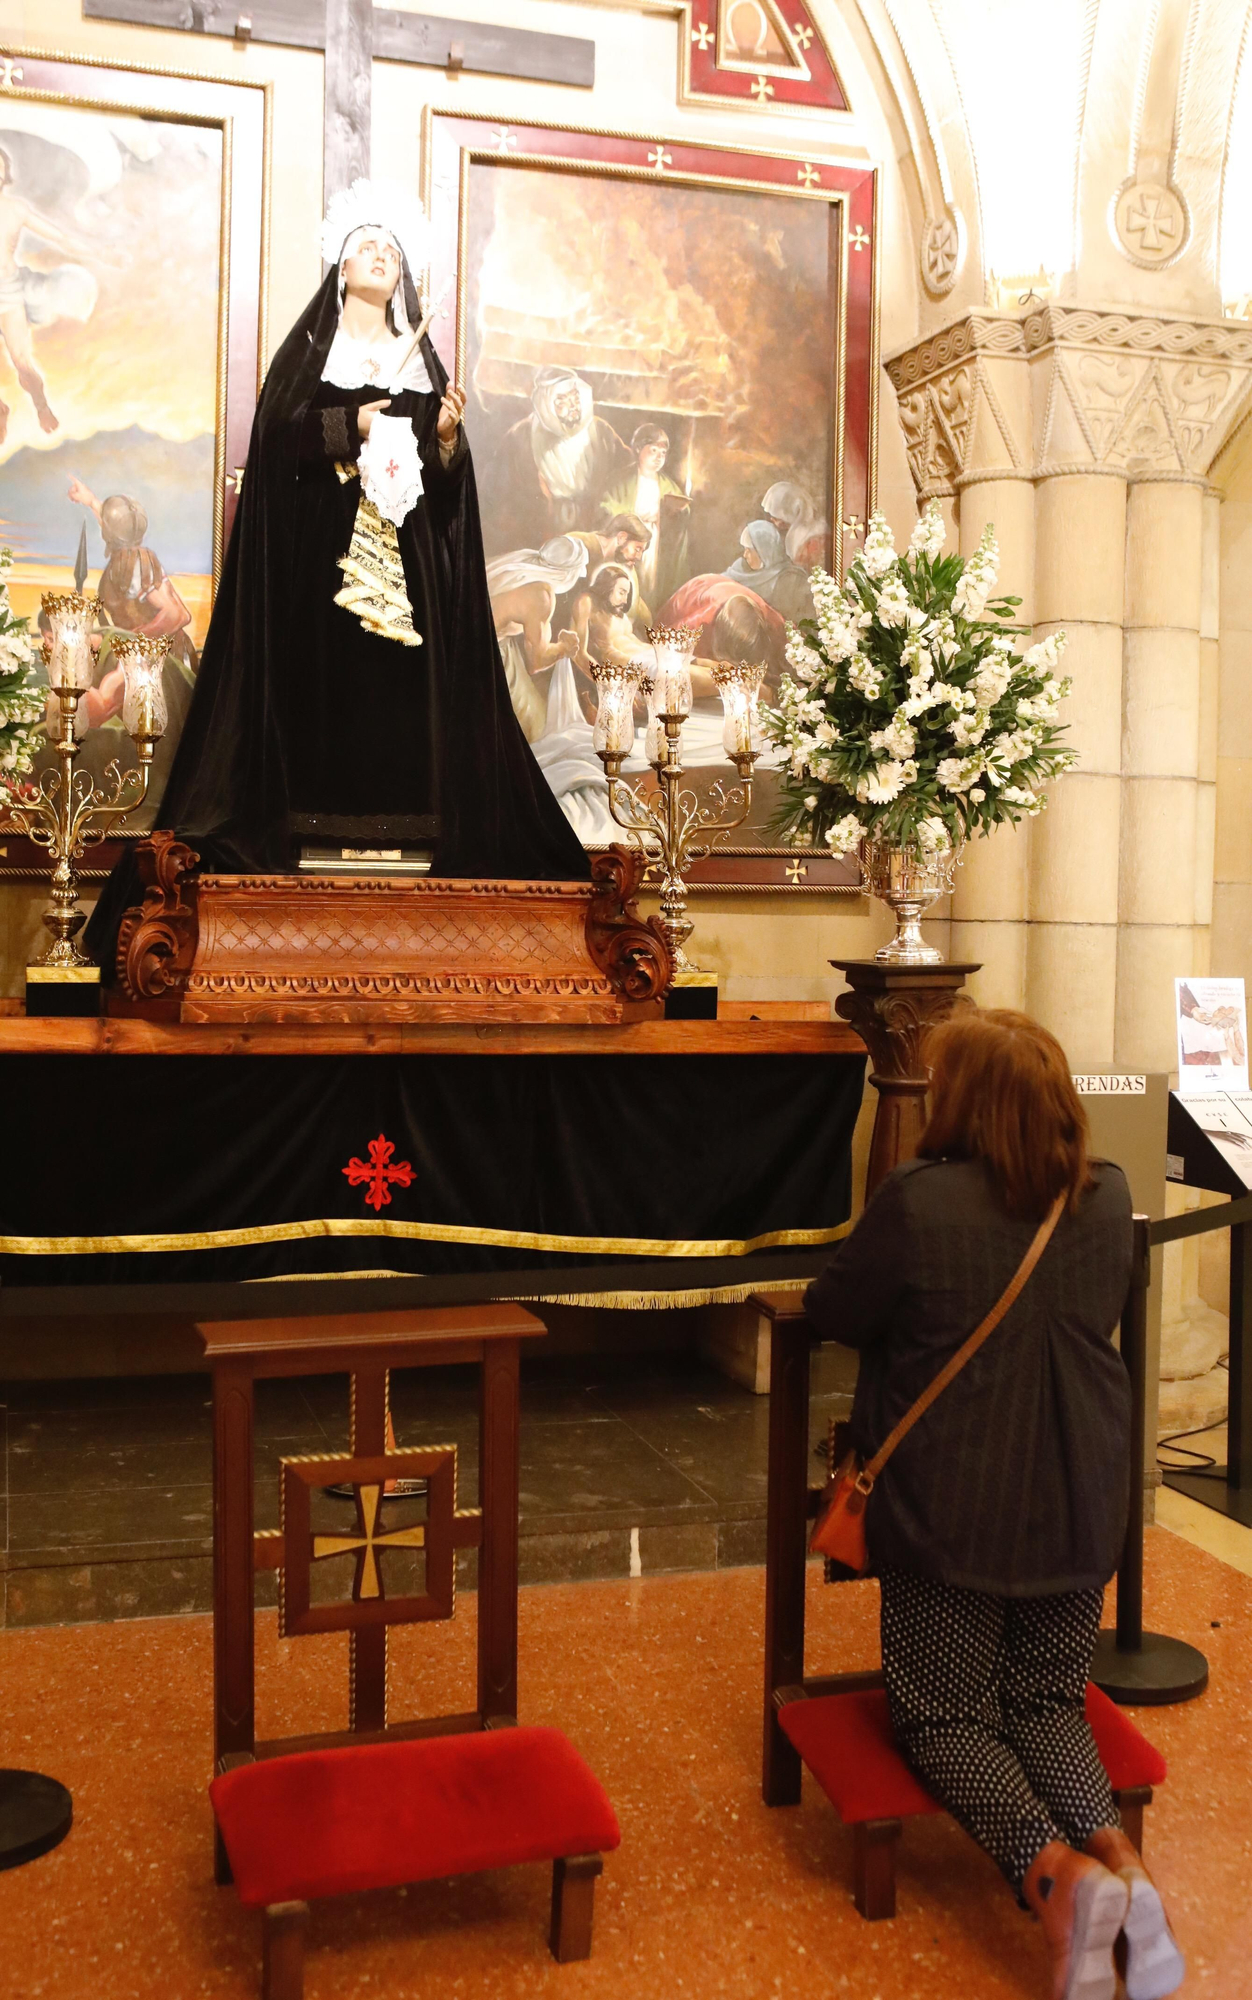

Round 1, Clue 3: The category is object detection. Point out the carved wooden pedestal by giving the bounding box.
[113,837,670,1024]
[831,959,980,1198]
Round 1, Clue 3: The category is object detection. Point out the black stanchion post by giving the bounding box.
[1092,1214,1209,1705]
[0,1771,73,1871]
[0,1274,73,1868]
[1229,1219,1252,1501]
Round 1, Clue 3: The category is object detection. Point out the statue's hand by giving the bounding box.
[356,399,391,440]
[556,630,580,656]
[437,385,467,442]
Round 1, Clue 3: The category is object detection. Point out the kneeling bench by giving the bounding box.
[777,1681,1167,1920]
[211,1725,622,1998]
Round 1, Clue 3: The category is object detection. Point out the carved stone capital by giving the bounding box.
[888,303,1252,495]
[1023,303,1252,480]
[886,313,1030,499]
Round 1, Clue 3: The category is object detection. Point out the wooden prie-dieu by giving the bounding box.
[197,1298,547,1870]
[200,1301,624,1996]
[751,1288,1167,1920]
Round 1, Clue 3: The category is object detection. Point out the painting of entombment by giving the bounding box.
[0,97,224,822]
[462,160,838,844]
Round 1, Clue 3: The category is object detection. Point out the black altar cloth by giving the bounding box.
[0,1052,865,1293]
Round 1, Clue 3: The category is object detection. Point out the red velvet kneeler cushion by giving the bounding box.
[210,1726,621,1909]
[778,1683,1167,1826]
[1084,1683,1167,1791]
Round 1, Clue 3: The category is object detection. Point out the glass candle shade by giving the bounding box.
[645,625,697,720]
[41,589,96,692]
[711,660,765,760]
[113,636,169,745]
[636,663,667,767]
[589,659,640,756]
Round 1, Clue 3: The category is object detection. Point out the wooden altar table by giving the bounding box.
[0,1015,868,1313]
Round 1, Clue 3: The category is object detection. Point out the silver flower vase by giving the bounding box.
[860,837,963,964]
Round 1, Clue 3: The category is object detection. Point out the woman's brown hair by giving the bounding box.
[918,1008,1094,1219]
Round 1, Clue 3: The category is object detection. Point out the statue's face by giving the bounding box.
[609,576,631,612]
[341,232,401,303]
[638,437,669,475]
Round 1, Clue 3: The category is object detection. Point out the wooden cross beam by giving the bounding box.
[325,0,372,202]
[81,1,595,90]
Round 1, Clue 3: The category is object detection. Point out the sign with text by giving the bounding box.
[1175,978,1248,1094]
[1173,1092,1252,1190]
[1072,1075,1146,1094]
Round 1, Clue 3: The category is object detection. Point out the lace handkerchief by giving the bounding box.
[359,413,423,527]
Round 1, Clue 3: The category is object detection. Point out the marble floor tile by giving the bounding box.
[0,1356,835,1624]
[6,1436,216,1494]
[7,1483,215,1560]
[518,1413,719,1532]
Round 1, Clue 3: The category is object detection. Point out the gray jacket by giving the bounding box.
[804,1156,1133,1595]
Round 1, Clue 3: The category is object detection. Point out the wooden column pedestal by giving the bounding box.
[830,960,980,1198]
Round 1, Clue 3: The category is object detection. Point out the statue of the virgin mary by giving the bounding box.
[88,180,586,967]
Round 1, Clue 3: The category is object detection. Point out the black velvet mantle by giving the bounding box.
[86,264,587,976]
[0,1052,865,1291]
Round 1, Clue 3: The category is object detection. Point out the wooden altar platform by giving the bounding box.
[0,1015,863,1057]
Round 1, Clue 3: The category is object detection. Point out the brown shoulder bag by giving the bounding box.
[809,1192,1065,1573]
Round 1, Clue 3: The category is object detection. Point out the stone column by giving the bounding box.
[887,304,1252,1084]
[949,475,1034,1006]
[1152,487,1230,1435]
[1025,473,1127,1069]
[1214,445,1252,987]
[1115,477,1207,1070]
[885,315,1035,1008]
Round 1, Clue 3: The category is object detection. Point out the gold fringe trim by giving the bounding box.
[334,495,422,646]
[505,1277,817,1310]
[244,1268,410,1283]
[238,1271,833,1306]
[0,1216,849,1258]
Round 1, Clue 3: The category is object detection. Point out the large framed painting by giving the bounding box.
[0,45,267,869]
[422,109,875,891]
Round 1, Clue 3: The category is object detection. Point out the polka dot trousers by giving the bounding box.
[879,1570,1121,1894]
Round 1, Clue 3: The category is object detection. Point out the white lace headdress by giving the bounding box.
[320,178,431,284]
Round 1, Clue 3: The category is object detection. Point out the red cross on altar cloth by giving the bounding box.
[343,1134,414,1211]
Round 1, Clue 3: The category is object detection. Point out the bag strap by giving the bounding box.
[862,1191,1066,1483]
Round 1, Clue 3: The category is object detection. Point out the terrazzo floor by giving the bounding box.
[0,1527,1247,2000]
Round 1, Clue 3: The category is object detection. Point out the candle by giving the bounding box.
[645,625,697,720]
[589,660,640,756]
[711,660,764,760]
[114,636,170,745]
[41,590,96,692]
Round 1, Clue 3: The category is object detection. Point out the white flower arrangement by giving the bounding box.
[0,550,46,787]
[765,501,1077,857]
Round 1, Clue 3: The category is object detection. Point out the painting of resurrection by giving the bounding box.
[0,97,223,822]
[463,162,838,844]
